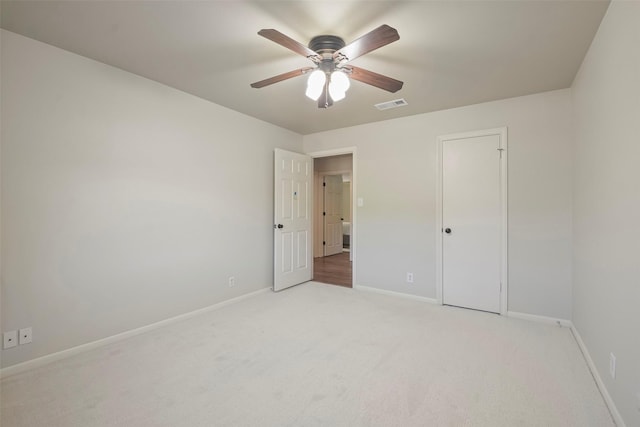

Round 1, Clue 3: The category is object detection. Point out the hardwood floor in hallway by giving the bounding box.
[313,252,352,288]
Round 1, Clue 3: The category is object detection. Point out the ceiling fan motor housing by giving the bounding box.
[308,35,346,55]
[310,35,347,75]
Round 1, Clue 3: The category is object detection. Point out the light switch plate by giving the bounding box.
[609,352,616,379]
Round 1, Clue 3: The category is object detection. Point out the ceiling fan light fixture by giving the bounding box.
[328,70,350,102]
[305,69,326,101]
[252,25,402,108]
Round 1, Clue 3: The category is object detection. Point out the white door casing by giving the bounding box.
[436,128,508,314]
[273,149,312,291]
[323,175,343,256]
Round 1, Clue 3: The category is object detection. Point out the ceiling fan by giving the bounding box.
[250,25,403,108]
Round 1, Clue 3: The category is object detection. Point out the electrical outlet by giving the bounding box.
[19,327,33,345]
[3,331,17,349]
[228,276,236,287]
[609,352,616,379]
[406,272,414,283]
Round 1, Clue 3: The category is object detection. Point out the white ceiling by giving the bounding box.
[1,0,609,135]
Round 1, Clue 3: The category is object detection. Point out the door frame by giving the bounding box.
[435,128,508,315]
[307,147,357,286]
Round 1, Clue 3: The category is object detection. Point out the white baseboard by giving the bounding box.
[0,287,271,379]
[506,311,573,328]
[570,325,626,427]
[354,284,438,304]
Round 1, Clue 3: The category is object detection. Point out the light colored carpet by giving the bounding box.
[1,282,613,426]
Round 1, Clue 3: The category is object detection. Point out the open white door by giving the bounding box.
[274,148,312,291]
[323,175,343,256]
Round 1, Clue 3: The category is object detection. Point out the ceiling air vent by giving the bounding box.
[374,98,408,111]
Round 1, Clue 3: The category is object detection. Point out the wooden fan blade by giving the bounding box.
[346,66,403,93]
[250,67,315,88]
[333,25,399,63]
[258,29,322,62]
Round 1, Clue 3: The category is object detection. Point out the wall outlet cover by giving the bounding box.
[19,327,33,345]
[228,276,236,287]
[3,331,18,349]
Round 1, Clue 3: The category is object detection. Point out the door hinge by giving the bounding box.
[323,241,326,245]
[497,148,505,159]
[323,182,326,187]
[323,212,326,216]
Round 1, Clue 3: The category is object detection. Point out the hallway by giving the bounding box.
[313,252,352,287]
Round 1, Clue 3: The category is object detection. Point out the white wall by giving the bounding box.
[304,89,573,319]
[572,1,640,425]
[0,30,302,368]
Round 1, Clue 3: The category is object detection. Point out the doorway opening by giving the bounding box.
[309,150,355,288]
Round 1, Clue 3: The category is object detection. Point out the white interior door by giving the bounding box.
[323,175,343,256]
[442,132,504,313]
[274,148,312,291]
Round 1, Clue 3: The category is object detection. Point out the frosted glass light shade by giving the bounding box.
[329,87,346,101]
[331,71,350,92]
[305,70,326,101]
[329,71,350,102]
